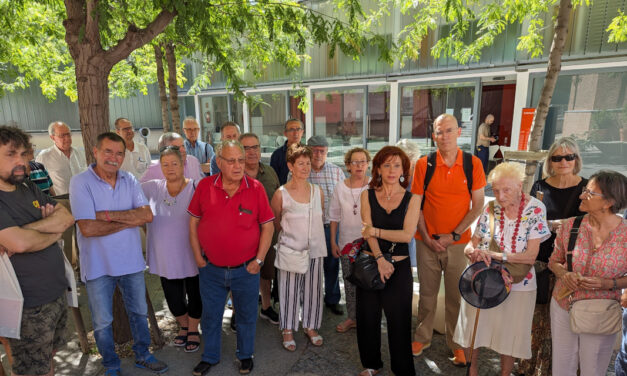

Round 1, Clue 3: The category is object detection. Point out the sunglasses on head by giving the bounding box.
[550,154,577,162]
[159,145,180,153]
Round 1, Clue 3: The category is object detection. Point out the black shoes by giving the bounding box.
[230,315,237,332]
[239,358,254,374]
[325,303,344,315]
[259,306,279,325]
[192,361,214,376]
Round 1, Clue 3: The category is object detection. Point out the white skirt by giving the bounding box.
[453,290,536,359]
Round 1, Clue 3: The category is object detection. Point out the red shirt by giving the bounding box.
[188,174,275,266]
[411,148,486,244]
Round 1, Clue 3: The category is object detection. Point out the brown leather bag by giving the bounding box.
[488,201,532,283]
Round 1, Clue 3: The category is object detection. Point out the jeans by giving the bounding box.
[323,225,341,305]
[476,145,489,174]
[616,308,627,376]
[199,262,260,363]
[85,271,151,371]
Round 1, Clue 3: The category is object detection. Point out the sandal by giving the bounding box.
[281,330,296,352]
[304,328,323,346]
[359,369,380,376]
[185,331,200,353]
[173,326,188,347]
[335,319,356,333]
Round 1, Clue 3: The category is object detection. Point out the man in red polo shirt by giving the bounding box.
[410,114,486,366]
[188,140,274,376]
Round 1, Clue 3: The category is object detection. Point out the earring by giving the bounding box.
[377,175,382,182]
[399,175,405,183]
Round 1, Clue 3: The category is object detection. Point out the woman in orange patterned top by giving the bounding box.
[548,170,627,376]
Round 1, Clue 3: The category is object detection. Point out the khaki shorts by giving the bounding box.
[10,294,68,375]
[260,245,276,281]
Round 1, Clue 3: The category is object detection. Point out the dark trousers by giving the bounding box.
[323,225,341,304]
[476,145,489,174]
[356,258,415,376]
[160,275,202,319]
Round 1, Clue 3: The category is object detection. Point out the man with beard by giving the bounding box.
[0,125,75,376]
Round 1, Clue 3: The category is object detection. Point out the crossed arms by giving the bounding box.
[76,206,153,238]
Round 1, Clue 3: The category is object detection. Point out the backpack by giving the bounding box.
[422,151,474,209]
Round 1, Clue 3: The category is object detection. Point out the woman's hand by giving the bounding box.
[578,276,607,291]
[361,223,377,239]
[468,248,491,265]
[331,242,341,258]
[195,256,207,269]
[377,257,394,283]
[560,272,581,291]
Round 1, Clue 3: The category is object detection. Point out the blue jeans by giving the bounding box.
[323,225,341,305]
[85,271,151,371]
[616,308,627,376]
[199,262,260,363]
[476,145,489,174]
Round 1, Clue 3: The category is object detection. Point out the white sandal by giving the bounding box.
[359,369,380,376]
[304,328,323,346]
[281,330,296,352]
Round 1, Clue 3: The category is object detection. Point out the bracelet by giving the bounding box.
[375,254,384,261]
[104,210,111,222]
[377,228,381,238]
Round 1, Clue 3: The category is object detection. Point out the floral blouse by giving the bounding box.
[474,196,551,291]
[550,215,627,311]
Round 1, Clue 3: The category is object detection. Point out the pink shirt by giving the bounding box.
[550,215,627,310]
[140,155,203,183]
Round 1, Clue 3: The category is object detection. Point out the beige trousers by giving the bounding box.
[414,241,467,351]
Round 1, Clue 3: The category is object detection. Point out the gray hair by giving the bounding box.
[239,132,259,142]
[542,137,582,177]
[158,132,183,150]
[183,116,198,127]
[48,121,69,136]
[589,170,627,214]
[220,121,241,134]
[216,139,244,158]
[396,139,421,162]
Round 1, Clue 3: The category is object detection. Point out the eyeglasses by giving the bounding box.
[550,154,577,162]
[159,145,180,153]
[285,128,303,133]
[243,145,260,151]
[118,126,134,133]
[582,188,604,198]
[219,156,245,165]
[350,160,368,166]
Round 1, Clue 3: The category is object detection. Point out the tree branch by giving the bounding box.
[63,0,86,59]
[104,9,177,66]
[84,0,102,50]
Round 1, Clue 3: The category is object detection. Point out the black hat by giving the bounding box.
[459,261,513,309]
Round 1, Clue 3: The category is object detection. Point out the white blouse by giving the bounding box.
[328,180,369,248]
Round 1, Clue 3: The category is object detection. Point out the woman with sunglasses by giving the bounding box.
[141,146,202,353]
[520,137,588,375]
[548,170,627,376]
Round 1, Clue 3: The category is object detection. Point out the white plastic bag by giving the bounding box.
[0,253,24,339]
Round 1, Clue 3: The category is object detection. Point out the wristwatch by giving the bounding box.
[451,231,461,241]
[255,258,264,267]
[502,253,508,262]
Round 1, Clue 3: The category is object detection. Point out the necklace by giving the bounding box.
[349,176,368,215]
[164,180,185,206]
[499,193,525,253]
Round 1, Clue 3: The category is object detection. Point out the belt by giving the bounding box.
[209,256,256,270]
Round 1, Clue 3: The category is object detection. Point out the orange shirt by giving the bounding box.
[411,148,486,244]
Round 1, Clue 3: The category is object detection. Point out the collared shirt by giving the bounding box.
[28,160,54,195]
[35,144,86,195]
[120,142,151,180]
[184,139,215,165]
[70,164,148,282]
[411,147,486,244]
[270,141,289,185]
[140,155,203,183]
[289,162,345,224]
[210,155,220,175]
[187,174,275,267]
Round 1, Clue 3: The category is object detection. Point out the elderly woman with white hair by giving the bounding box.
[519,136,587,375]
[453,162,550,376]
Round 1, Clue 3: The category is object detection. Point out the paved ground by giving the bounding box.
[1,272,620,376]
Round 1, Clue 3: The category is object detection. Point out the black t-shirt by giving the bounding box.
[0,180,66,308]
[367,189,412,256]
[530,178,588,263]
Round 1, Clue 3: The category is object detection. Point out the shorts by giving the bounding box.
[261,246,276,281]
[9,294,68,375]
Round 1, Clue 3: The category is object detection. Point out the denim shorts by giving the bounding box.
[9,294,68,375]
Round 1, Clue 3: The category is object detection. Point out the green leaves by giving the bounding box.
[607,9,627,43]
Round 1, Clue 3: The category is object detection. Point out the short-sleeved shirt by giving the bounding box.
[289,162,345,224]
[35,144,86,195]
[328,180,370,248]
[477,123,491,147]
[411,148,486,244]
[187,174,274,267]
[70,165,149,282]
[210,155,220,175]
[120,142,152,180]
[185,139,215,166]
[270,141,289,185]
[0,181,66,307]
[550,215,627,310]
[140,155,203,183]
[253,162,280,204]
[28,161,54,195]
[474,197,550,291]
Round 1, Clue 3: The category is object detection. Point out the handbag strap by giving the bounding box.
[566,215,585,272]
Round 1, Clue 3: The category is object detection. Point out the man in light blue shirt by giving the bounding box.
[183,117,214,176]
[70,132,167,376]
[209,122,241,175]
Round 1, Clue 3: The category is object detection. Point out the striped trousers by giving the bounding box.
[278,257,324,331]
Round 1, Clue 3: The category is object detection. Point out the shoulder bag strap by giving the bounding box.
[462,151,474,196]
[567,215,585,272]
[421,152,437,211]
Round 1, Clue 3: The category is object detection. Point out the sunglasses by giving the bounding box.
[159,145,180,153]
[550,154,577,162]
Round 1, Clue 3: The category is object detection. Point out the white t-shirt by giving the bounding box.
[35,144,86,195]
[328,179,370,248]
[120,142,151,180]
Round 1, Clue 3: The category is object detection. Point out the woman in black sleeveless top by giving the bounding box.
[357,146,421,376]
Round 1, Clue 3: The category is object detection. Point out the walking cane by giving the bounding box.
[465,307,481,376]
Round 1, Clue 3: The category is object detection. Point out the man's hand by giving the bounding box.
[40,203,55,218]
[425,236,446,253]
[331,242,341,258]
[246,260,261,274]
[0,245,14,258]
[434,233,454,248]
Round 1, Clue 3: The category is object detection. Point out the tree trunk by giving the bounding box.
[523,0,573,192]
[154,43,170,132]
[165,43,181,134]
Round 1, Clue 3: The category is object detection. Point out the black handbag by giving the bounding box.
[347,241,395,291]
